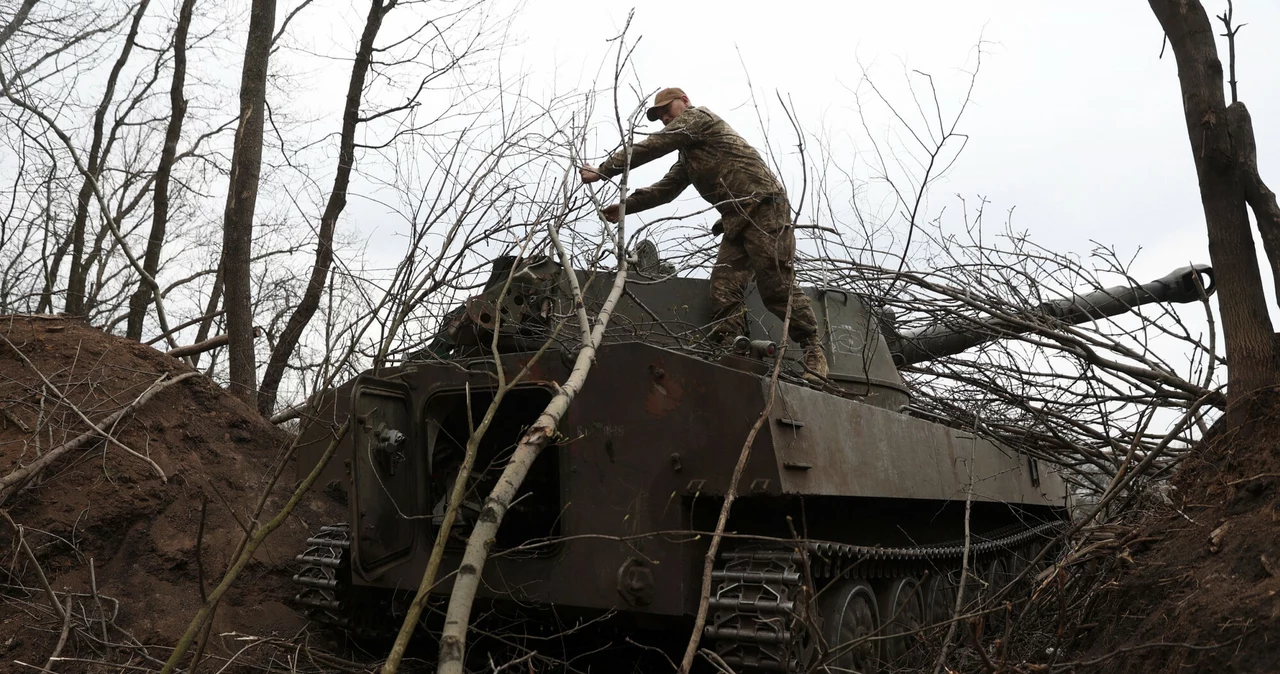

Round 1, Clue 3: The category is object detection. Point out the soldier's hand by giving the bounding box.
[601,203,622,223]
[579,165,603,184]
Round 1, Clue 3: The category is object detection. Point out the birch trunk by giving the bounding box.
[435,261,628,674]
[434,41,643,668]
[380,259,561,674]
[434,158,636,674]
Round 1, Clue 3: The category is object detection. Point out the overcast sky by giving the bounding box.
[499,1,1280,289]
[263,0,1280,330]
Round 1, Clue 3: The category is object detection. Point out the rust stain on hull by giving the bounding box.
[645,360,682,418]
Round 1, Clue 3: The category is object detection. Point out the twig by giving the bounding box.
[188,495,211,674]
[624,637,679,673]
[0,372,198,502]
[195,495,209,602]
[43,596,74,673]
[1216,0,1243,104]
[967,619,999,672]
[2,406,31,433]
[698,648,737,674]
[1,511,67,623]
[1046,636,1243,672]
[931,439,976,674]
[1226,472,1280,486]
[89,558,108,649]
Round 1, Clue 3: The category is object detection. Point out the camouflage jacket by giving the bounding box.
[596,107,786,216]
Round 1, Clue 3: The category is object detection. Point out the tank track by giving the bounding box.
[705,547,808,672]
[804,519,1061,577]
[705,520,1063,672]
[293,523,352,627]
[293,519,1062,670]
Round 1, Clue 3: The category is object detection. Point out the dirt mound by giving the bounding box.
[0,315,344,670]
[1073,395,1280,673]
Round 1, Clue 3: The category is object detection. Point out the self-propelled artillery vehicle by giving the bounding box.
[292,248,1214,673]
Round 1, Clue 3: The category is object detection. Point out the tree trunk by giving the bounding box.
[127,0,196,341]
[220,0,278,405]
[434,265,629,674]
[65,0,150,316]
[433,111,640,671]
[192,262,223,368]
[1148,0,1277,405]
[1224,102,1280,310]
[257,0,394,416]
[36,172,65,314]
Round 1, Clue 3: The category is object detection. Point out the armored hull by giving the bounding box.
[293,259,1211,671]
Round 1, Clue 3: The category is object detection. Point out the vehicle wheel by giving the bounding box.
[876,577,925,668]
[922,571,957,632]
[959,564,984,610]
[983,557,1012,598]
[816,578,880,674]
[972,557,1011,644]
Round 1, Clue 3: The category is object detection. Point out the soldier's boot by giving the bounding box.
[800,338,829,385]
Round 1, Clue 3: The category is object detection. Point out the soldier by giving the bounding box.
[580,87,829,383]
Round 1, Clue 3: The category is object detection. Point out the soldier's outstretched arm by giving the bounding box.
[625,158,691,214]
[597,109,708,178]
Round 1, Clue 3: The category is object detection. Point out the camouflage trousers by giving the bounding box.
[708,198,818,345]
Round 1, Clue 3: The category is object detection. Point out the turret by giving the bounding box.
[888,264,1216,366]
[422,251,1214,413]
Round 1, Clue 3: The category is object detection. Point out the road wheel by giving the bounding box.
[876,576,925,669]
[979,557,1011,642]
[922,571,957,633]
[816,578,880,674]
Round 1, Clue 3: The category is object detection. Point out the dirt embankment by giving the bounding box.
[1073,396,1280,673]
[0,315,343,671]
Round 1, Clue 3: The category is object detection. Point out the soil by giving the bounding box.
[1071,394,1280,673]
[0,315,345,671]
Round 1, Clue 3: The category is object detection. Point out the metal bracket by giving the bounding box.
[370,423,407,476]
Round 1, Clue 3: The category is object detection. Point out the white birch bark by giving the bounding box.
[435,116,641,674]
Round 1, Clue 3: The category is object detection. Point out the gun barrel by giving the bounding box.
[892,264,1214,366]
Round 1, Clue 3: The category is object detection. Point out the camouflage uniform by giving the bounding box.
[596,107,819,348]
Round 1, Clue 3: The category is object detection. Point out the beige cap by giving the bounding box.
[646,87,687,122]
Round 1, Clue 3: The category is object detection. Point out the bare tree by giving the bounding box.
[63,0,150,316]
[221,0,278,404]
[0,4,1249,671]
[254,0,393,416]
[125,0,196,340]
[1148,0,1280,412]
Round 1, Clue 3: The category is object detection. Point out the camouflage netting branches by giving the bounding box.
[801,220,1223,497]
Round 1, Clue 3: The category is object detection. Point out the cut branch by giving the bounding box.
[0,370,199,502]
[167,334,230,359]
